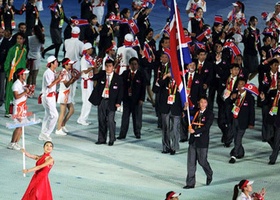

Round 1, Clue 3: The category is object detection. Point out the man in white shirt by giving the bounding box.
[39,56,63,141]
[65,26,84,104]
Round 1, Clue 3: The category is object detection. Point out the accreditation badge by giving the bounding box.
[128,87,132,96]
[104,88,109,98]
[167,95,175,105]
[59,19,64,28]
[222,89,231,100]
[232,105,240,118]
[269,106,278,116]
[11,20,16,29]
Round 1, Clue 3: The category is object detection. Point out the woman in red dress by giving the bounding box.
[21,141,54,200]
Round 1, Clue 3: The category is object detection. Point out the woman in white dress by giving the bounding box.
[55,58,79,135]
[7,68,30,150]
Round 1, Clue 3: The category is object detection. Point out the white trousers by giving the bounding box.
[77,79,93,122]
[41,95,58,136]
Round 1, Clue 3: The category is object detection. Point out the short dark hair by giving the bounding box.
[199,95,208,102]
[129,57,138,64]
[105,59,114,66]
[269,58,279,66]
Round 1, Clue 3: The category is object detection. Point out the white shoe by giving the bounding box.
[77,120,90,126]
[55,129,67,136]
[62,126,69,133]
[15,143,21,150]
[38,133,52,141]
[7,142,20,150]
[5,114,12,118]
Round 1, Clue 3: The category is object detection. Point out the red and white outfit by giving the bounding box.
[65,33,84,103]
[12,79,28,121]
[57,68,72,104]
[41,68,59,136]
[92,0,105,25]
[77,54,94,124]
[116,45,138,75]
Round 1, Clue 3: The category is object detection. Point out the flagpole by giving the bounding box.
[22,126,26,177]
[173,0,191,129]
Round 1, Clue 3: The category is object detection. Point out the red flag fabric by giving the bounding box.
[128,19,139,35]
[244,83,259,96]
[71,19,89,26]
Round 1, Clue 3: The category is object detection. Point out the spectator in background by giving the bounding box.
[185,0,206,19]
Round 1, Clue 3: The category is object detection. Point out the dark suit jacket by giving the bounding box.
[89,71,123,111]
[158,77,182,116]
[189,108,214,148]
[259,71,280,94]
[262,89,279,125]
[50,4,69,29]
[122,69,146,105]
[274,101,280,128]
[25,2,43,36]
[185,72,203,108]
[195,60,213,89]
[226,91,255,130]
[1,5,24,31]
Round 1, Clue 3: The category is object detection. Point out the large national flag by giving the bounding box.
[168,0,192,106]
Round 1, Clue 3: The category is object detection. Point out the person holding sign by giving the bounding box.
[21,141,54,200]
[7,68,29,151]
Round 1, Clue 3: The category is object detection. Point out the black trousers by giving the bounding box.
[97,99,116,143]
[119,102,142,138]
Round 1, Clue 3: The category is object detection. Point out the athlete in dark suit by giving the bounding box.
[158,71,183,155]
[183,96,214,189]
[42,0,69,58]
[260,80,280,165]
[118,57,145,139]
[259,59,280,142]
[89,59,123,146]
[25,0,43,36]
[227,78,255,164]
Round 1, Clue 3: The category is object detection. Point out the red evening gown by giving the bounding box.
[22,153,54,200]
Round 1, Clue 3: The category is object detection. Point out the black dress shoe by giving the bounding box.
[161,150,170,154]
[268,161,275,165]
[179,139,188,143]
[183,185,194,189]
[224,143,230,148]
[117,136,125,140]
[135,135,141,139]
[108,141,114,146]
[95,141,106,145]
[229,157,236,164]
[170,150,176,155]
[206,177,212,185]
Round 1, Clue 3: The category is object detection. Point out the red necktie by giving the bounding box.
[106,75,109,88]
[271,74,276,88]
[187,73,193,90]
[131,71,135,80]
[236,94,241,106]
[228,77,233,91]
[198,63,203,74]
